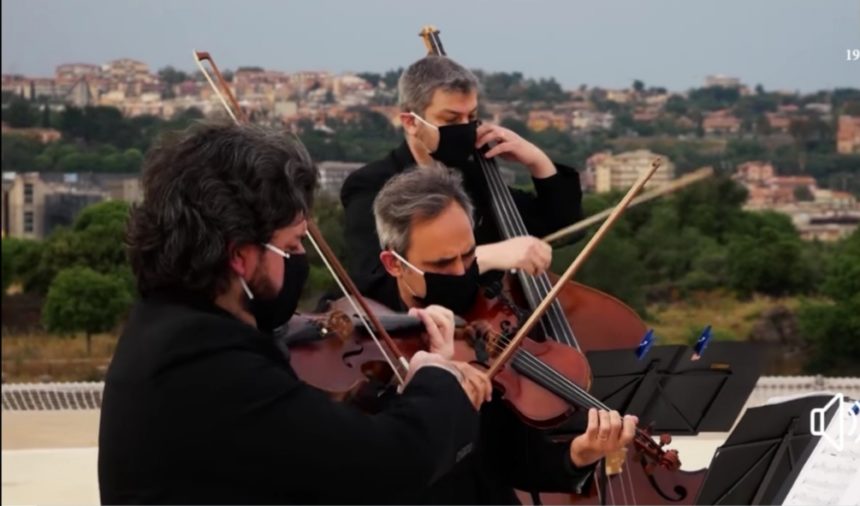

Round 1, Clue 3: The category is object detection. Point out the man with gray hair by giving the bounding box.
[341,54,583,310]
[370,166,636,505]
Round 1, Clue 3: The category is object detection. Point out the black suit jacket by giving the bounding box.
[339,143,591,504]
[98,291,479,505]
[340,141,584,310]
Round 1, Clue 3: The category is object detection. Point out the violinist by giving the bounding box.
[370,166,637,505]
[341,55,584,309]
[98,121,493,505]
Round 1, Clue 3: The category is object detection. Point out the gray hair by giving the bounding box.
[373,166,475,255]
[397,55,480,113]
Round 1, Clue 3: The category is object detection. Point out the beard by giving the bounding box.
[248,261,279,300]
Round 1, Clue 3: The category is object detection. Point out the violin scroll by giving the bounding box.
[634,424,682,473]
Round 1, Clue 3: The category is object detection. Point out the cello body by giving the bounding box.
[516,448,707,506]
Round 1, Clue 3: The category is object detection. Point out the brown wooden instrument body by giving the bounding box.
[287,298,420,398]
[502,272,648,351]
[516,449,707,506]
[287,292,593,428]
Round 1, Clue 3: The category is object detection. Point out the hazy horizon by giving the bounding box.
[2,0,859,93]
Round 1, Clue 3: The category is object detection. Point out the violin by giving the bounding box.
[280,287,678,472]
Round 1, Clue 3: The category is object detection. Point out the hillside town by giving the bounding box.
[2,58,859,241]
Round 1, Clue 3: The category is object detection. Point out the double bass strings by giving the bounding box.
[476,147,581,350]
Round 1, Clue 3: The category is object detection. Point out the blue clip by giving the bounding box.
[851,400,860,416]
[691,325,712,361]
[636,329,655,360]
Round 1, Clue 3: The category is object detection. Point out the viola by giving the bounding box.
[517,447,707,505]
[280,289,678,472]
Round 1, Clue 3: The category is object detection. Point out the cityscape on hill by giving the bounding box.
[3,58,859,243]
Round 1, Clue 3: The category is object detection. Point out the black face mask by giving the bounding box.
[429,120,479,168]
[412,261,481,316]
[250,254,309,334]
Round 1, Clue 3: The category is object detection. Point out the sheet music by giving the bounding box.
[783,395,860,506]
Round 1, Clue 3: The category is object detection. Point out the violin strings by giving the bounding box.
[474,327,608,410]
[475,326,670,451]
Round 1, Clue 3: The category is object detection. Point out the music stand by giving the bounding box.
[694,394,836,505]
[548,342,763,436]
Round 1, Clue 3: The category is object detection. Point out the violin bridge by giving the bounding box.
[605,448,628,476]
[467,321,495,365]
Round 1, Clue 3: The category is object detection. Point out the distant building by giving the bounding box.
[571,110,614,133]
[703,110,741,135]
[734,161,816,209]
[733,162,859,240]
[804,102,832,118]
[704,75,741,88]
[583,152,614,192]
[1,74,29,97]
[632,107,659,123]
[0,124,62,143]
[766,113,792,134]
[734,161,776,184]
[318,162,363,196]
[527,110,568,132]
[837,115,860,154]
[605,89,632,104]
[55,63,102,84]
[593,150,675,193]
[1,172,141,239]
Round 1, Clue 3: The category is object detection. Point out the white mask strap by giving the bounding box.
[263,243,290,259]
[239,277,254,300]
[410,112,438,132]
[390,250,425,275]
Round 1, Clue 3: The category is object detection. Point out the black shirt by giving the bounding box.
[98,291,479,504]
[338,142,591,504]
[340,141,584,310]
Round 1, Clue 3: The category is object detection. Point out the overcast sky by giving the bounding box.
[2,0,858,92]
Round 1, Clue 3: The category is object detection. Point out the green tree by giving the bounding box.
[356,72,381,87]
[3,97,38,127]
[73,200,130,231]
[158,65,190,86]
[1,237,43,291]
[2,241,12,292]
[27,201,131,294]
[301,192,347,307]
[800,230,860,374]
[381,68,403,89]
[1,134,42,171]
[553,221,647,313]
[726,212,813,296]
[633,80,645,93]
[688,86,741,111]
[665,96,688,116]
[42,267,132,354]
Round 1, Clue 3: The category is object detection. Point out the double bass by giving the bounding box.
[418,26,708,504]
[418,26,647,357]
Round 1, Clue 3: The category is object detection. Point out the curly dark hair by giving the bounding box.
[126,121,317,299]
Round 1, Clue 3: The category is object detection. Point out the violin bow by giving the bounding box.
[193,49,411,385]
[488,159,663,377]
[542,166,715,244]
